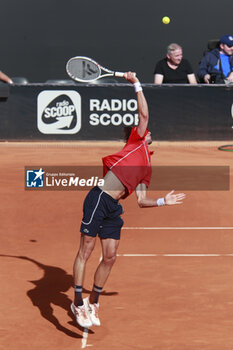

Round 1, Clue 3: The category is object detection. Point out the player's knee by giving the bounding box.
[102,252,117,266]
[78,245,94,262]
[78,236,96,261]
[79,247,93,261]
[82,250,92,261]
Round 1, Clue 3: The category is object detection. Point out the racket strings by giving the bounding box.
[67,59,100,81]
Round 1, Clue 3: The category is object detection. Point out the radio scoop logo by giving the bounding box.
[37,90,81,134]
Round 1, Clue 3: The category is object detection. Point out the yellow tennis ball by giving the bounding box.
[162,16,170,24]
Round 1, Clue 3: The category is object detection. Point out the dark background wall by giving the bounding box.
[0,0,233,83]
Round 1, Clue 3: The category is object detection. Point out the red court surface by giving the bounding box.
[1,141,233,350]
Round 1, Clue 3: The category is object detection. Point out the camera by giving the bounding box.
[210,74,216,84]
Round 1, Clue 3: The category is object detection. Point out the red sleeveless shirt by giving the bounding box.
[102,127,152,198]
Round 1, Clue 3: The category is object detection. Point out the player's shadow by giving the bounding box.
[0,254,118,338]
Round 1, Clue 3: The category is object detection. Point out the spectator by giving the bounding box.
[198,35,233,84]
[0,70,13,84]
[154,43,197,84]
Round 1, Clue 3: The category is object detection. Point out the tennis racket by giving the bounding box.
[66,56,125,82]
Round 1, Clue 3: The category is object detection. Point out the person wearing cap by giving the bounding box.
[198,35,233,84]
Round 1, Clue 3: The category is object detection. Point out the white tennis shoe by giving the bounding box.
[83,297,101,326]
[70,302,92,328]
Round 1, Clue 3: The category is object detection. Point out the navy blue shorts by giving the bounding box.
[80,186,124,240]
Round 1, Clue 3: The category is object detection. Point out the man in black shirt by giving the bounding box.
[154,43,197,84]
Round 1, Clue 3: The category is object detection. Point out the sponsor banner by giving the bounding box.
[1,85,233,140]
[37,90,81,134]
[25,166,229,191]
[37,90,138,135]
[88,98,138,127]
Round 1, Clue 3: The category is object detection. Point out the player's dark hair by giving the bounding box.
[123,126,133,142]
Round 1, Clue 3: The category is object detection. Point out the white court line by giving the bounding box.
[117,253,233,257]
[81,328,93,349]
[123,227,233,230]
[117,254,158,257]
[120,227,233,257]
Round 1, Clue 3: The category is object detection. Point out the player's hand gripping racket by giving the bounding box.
[66,56,125,82]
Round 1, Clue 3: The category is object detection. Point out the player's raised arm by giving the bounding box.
[124,72,149,137]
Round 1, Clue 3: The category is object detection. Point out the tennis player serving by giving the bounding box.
[71,72,186,328]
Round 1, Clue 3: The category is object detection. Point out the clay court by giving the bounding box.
[1,141,233,350]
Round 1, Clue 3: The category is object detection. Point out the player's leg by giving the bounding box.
[79,188,123,326]
[73,233,96,305]
[71,234,96,328]
[92,237,120,296]
[85,237,120,326]
[71,187,106,327]
[89,212,123,303]
[73,186,104,306]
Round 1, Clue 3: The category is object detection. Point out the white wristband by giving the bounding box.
[157,197,165,207]
[133,82,142,93]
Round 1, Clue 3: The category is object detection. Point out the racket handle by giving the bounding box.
[114,72,125,77]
